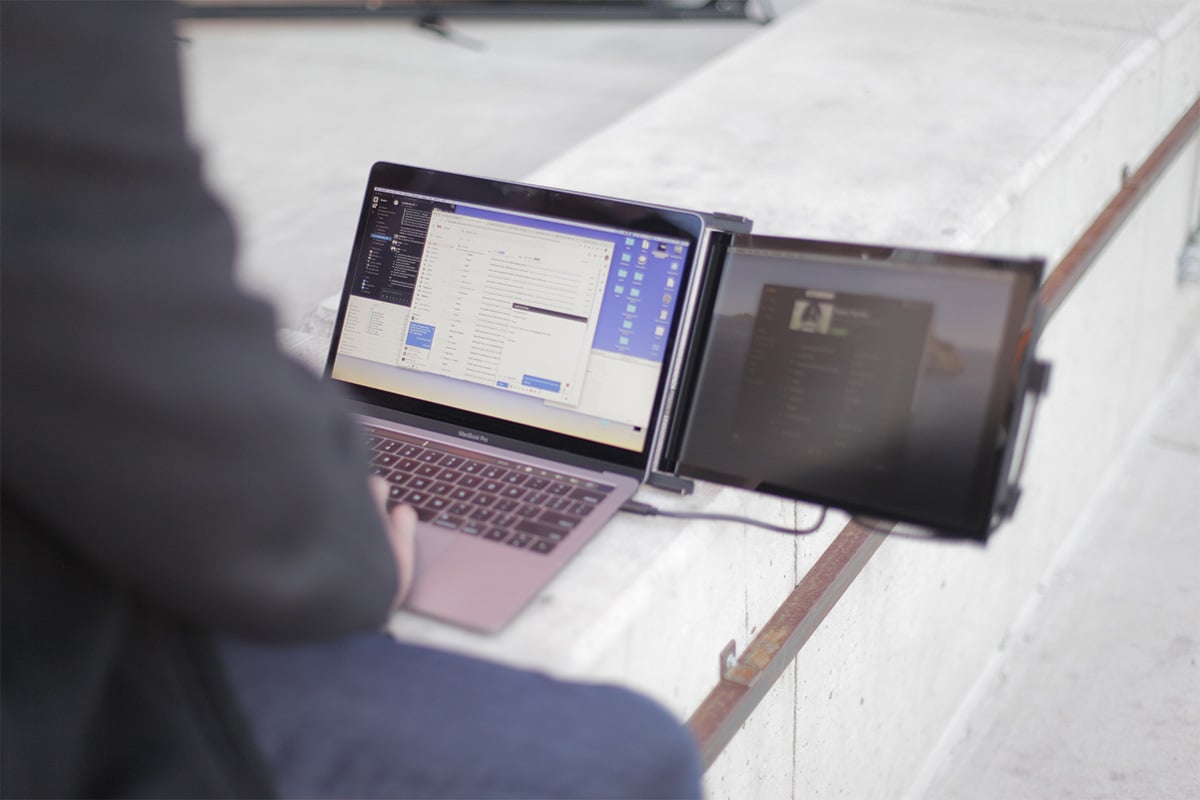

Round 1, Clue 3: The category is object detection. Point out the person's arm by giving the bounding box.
[1,1,398,639]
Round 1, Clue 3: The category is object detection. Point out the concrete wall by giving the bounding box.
[528,1,1198,796]
[701,137,1199,800]
[374,3,1200,794]
[695,10,1200,799]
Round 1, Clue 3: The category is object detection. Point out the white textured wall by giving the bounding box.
[698,6,1200,797]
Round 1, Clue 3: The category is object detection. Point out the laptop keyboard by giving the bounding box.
[364,425,615,555]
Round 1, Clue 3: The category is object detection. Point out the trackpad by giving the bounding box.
[412,524,458,575]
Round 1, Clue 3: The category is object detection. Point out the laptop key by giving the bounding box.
[483,528,508,542]
[461,521,485,536]
[569,501,595,517]
[507,534,533,549]
[537,509,582,530]
[433,515,464,530]
[568,487,607,505]
[515,519,566,540]
[531,539,556,555]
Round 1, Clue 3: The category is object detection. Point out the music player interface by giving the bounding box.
[729,285,932,495]
[679,241,1025,529]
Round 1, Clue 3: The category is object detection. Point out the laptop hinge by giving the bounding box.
[646,471,695,495]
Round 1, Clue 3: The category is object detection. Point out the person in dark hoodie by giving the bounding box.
[0,3,702,797]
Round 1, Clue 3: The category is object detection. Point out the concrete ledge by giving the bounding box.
[531,1,1198,253]
[524,1,1200,795]
[280,1,1198,795]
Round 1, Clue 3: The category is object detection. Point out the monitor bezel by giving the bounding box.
[670,233,1045,539]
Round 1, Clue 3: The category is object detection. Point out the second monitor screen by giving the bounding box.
[677,242,1025,533]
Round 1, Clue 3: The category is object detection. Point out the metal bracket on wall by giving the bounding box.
[689,522,887,768]
[1179,225,1200,285]
[719,640,750,685]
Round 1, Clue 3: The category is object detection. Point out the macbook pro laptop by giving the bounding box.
[324,162,739,632]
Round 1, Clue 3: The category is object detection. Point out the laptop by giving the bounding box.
[324,162,740,632]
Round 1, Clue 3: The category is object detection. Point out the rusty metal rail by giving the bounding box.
[685,95,1200,769]
[1041,98,1200,316]
[687,521,886,766]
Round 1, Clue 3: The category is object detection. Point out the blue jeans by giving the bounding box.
[219,633,703,799]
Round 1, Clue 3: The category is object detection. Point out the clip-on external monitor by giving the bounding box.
[662,234,1048,541]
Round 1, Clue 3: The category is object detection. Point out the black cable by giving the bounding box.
[620,500,970,542]
[621,499,827,535]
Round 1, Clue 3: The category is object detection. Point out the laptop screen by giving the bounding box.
[327,163,704,473]
[674,234,1042,537]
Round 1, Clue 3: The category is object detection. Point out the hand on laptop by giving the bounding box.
[369,476,417,611]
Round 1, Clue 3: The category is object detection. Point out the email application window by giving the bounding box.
[401,209,610,406]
